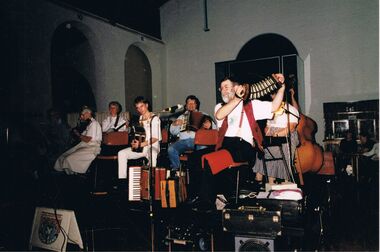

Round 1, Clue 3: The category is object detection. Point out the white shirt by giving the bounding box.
[267,103,299,128]
[140,115,161,149]
[214,100,273,146]
[102,115,127,132]
[82,118,102,145]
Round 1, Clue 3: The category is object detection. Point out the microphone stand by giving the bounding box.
[284,92,297,183]
[149,113,157,252]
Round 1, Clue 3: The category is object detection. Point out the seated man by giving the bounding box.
[102,101,127,133]
[101,101,128,156]
[168,95,202,172]
[54,106,102,175]
[190,74,286,209]
[118,96,161,179]
[358,131,375,154]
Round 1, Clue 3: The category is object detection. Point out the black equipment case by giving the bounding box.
[222,198,304,237]
[222,205,282,237]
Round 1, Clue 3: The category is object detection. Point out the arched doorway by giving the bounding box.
[215,33,303,108]
[124,45,152,119]
[51,22,97,114]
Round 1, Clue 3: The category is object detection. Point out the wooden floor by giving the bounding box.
[0,168,378,251]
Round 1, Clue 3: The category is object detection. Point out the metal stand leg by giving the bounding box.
[279,145,295,183]
[235,170,240,204]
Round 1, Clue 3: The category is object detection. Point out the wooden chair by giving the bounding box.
[93,131,129,193]
[160,128,169,151]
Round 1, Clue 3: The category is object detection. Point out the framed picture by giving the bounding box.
[332,120,349,138]
[357,119,376,138]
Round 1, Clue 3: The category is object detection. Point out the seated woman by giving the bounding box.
[102,101,127,133]
[54,106,102,175]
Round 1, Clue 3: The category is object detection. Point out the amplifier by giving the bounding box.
[222,205,282,237]
[235,235,274,252]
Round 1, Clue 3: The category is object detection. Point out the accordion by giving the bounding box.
[240,75,283,100]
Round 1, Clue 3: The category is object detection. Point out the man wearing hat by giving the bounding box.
[54,106,102,174]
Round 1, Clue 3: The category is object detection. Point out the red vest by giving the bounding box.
[215,101,263,151]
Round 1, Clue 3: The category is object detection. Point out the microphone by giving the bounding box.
[162,104,183,113]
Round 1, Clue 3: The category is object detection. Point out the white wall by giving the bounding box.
[160,0,379,143]
[3,0,166,118]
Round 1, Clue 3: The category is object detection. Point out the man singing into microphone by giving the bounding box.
[168,95,204,174]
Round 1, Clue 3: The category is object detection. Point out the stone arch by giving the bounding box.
[51,21,102,114]
[124,44,152,116]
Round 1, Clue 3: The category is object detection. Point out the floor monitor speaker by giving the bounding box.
[234,235,274,252]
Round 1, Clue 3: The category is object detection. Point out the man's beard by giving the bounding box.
[222,91,234,103]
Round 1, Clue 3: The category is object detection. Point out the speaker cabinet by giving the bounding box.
[234,235,274,252]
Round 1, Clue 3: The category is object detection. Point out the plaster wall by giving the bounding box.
[160,0,379,143]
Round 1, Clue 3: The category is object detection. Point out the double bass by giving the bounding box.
[287,83,323,185]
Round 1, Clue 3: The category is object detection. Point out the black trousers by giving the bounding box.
[187,147,215,198]
[198,137,257,202]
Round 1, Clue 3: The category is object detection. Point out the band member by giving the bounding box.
[102,101,127,133]
[253,88,300,187]
[54,106,102,174]
[168,95,201,172]
[193,74,285,210]
[118,96,161,179]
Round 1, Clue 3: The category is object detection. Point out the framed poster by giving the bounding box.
[358,119,376,138]
[332,120,349,138]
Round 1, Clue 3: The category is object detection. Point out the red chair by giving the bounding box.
[178,129,219,168]
[202,149,248,204]
[194,129,218,146]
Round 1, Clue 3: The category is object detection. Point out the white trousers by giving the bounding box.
[117,146,158,179]
[54,142,100,174]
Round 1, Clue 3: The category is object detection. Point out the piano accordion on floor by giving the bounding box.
[128,166,167,201]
